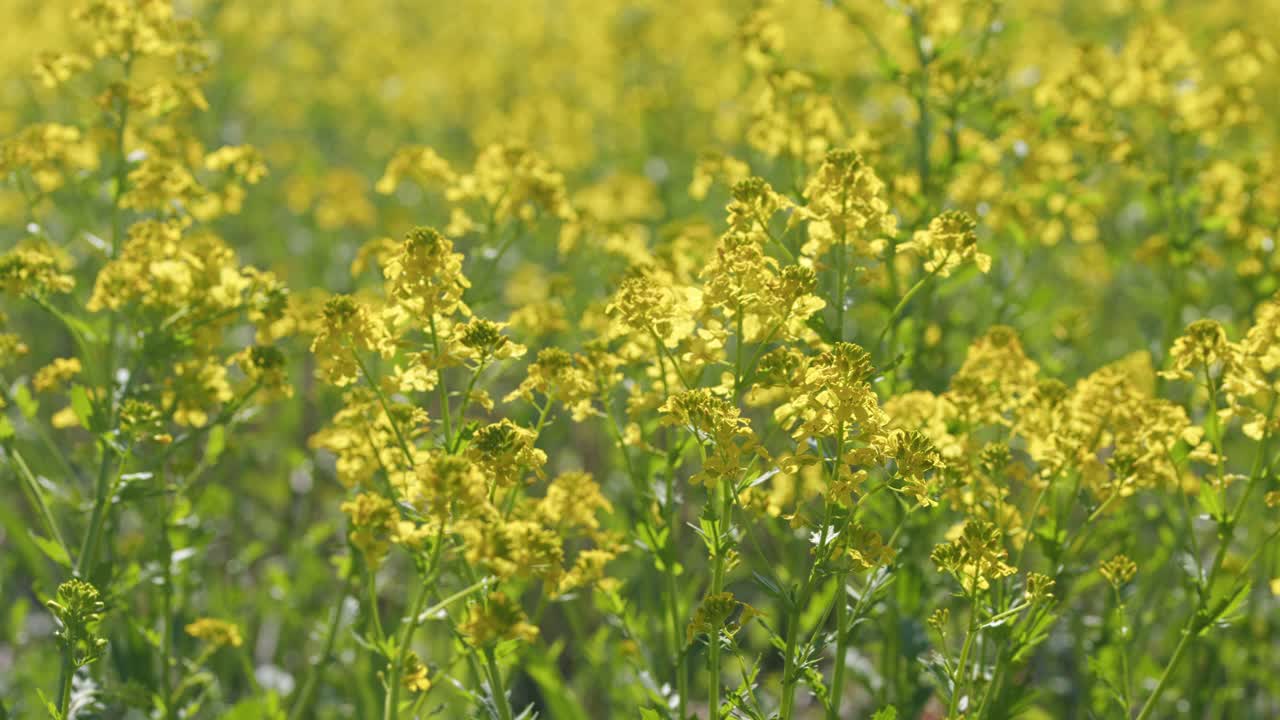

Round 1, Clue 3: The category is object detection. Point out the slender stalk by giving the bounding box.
[76,441,129,579]
[57,648,73,717]
[827,579,850,720]
[447,361,490,453]
[875,256,949,353]
[1134,396,1275,718]
[834,193,848,343]
[385,578,432,720]
[1135,625,1195,720]
[351,347,416,469]
[948,566,981,720]
[364,563,385,644]
[384,526,469,720]
[779,520,830,719]
[428,315,453,446]
[708,479,733,718]
[664,450,689,719]
[1114,588,1133,712]
[781,428,844,719]
[288,571,353,720]
[778,560,815,718]
[484,648,515,720]
[160,492,176,720]
[9,444,71,561]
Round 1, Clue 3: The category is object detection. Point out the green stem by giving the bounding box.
[365,560,385,644]
[485,648,515,720]
[385,577,433,720]
[949,607,980,719]
[835,193,848,343]
[827,578,850,720]
[428,315,454,446]
[663,442,689,720]
[447,361,489,453]
[708,479,733,718]
[9,444,71,561]
[288,570,353,720]
[876,259,948,354]
[76,440,124,579]
[1134,624,1195,720]
[161,495,176,720]
[778,565,814,718]
[56,646,73,717]
[351,347,416,470]
[779,520,831,719]
[649,328,694,391]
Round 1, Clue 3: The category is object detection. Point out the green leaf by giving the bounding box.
[13,385,38,419]
[28,531,71,568]
[36,688,62,719]
[69,385,96,433]
[205,425,226,464]
[1199,580,1252,632]
[220,694,285,720]
[57,312,99,344]
[526,651,590,720]
[1197,484,1225,521]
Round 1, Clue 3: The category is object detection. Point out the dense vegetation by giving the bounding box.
[2,1,1279,718]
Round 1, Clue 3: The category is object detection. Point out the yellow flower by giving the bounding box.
[32,357,82,393]
[377,145,456,194]
[505,347,606,422]
[466,419,547,489]
[660,389,762,487]
[899,210,992,277]
[400,651,431,693]
[0,123,98,192]
[776,343,889,460]
[341,492,398,568]
[1099,554,1138,588]
[605,271,701,349]
[1161,319,1233,382]
[0,248,75,296]
[458,318,526,364]
[383,227,471,318]
[536,471,612,533]
[796,149,897,260]
[184,618,243,649]
[461,592,538,647]
[889,430,944,508]
[931,521,1017,593]
[310,295,395,387]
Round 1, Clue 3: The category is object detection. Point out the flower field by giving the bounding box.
[2,1,1279,718]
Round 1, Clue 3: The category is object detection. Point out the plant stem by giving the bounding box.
[827,579,850,720]
[9,444,71,562]
[351,347,416,469]
[485,648,515,720]
[708,479,733,718]
[949,574,981,719]
[1135,624,1194,720]
[288,570,353,720]
[385,577,432,720]
[779,524,827,720]
[76,440,124,579]
[428,314,453,446]
[664,450,689,719]
[161,493,175,720]
[57,647,73,717]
